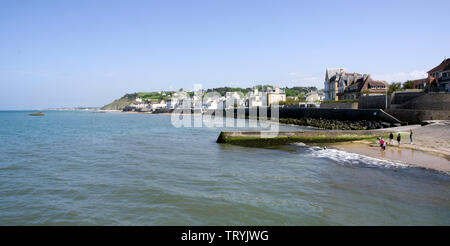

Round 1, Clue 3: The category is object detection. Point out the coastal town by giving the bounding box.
[103,58,450,126]
[3,0,450,229]
[99,59,450,172]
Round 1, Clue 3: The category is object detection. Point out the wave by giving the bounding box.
[293,143,410,169]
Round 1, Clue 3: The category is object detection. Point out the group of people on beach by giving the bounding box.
[378,130,413,151]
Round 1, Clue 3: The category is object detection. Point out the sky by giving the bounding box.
[1,0,449,109]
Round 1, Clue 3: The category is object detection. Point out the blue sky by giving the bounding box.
[1,0,449,109]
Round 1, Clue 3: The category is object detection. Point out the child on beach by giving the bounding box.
[379,137,386,151]
[397,133,401,146]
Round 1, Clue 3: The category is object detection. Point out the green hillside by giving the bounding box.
[101,93,139,110]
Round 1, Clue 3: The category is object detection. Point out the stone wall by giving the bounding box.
[320,102,358,109]
[358,95,391,109]
[392,93,450,110]
[391,91,425,105]
[204,107,402,124]
[278,108,400,123]
[386,109,450,124]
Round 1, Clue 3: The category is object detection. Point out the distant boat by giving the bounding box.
[29,112,45,116]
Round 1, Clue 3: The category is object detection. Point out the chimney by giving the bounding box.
[363,74,369,81]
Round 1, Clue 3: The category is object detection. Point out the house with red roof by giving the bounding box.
[427,58,450,92]
[339,74,389,100]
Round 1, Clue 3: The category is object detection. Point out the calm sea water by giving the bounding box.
[0,111,449,225]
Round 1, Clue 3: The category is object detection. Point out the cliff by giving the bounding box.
[101,93,138,110]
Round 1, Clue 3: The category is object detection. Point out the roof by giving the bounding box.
[344,72,362,77]
[343,75,388,93]
[428,58,450,74]
[367,79,389,87]
[325,68,346,80]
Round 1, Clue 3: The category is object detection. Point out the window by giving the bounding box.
[443,72,448,78]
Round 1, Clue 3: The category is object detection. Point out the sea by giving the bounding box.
[0,110,449,225]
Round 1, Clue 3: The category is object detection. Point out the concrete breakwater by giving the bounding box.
[217,130,385,147]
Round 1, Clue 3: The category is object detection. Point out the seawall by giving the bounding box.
[320,102,359,109]
[206,108,401,124]
[386,109,450,124]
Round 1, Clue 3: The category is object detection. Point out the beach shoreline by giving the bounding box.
[329,121,450,172]
[330,141,450,173]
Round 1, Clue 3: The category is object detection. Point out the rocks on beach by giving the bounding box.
[279,117,393,130]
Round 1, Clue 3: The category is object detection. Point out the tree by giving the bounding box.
[388,82,402,94]
[279,97,302,105]
[402,80,414,89]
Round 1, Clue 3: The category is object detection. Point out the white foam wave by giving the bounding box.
[302,145,410,169]
[292,142,307,147]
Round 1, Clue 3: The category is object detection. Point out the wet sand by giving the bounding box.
[331,142,450,172]
[330,121,450,173]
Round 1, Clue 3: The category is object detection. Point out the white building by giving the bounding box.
[267,87,286,106]
[202,99,221,110]
[129,100,148,109]
[305,91,325,103]
[151,100,167,110]
[167,98,179,109]
[225,91,245,108]
[247,88,265,108]
[324,68,346,101]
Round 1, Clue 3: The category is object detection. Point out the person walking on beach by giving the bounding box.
[410,130,413,144]
[379,137,386,151]
[389,132,394,145]
[397,133,401,146]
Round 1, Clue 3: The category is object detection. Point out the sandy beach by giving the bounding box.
[332,121,450,172]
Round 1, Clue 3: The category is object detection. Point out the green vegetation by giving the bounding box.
[279,97,306,105]
[284,87,317,98]
[254,85,274,92]
[402,80,414,89]
[379,132,410,141]
[101,93,139,110]
[388,80,418,94]
[205,87,252,96]
[204,85,317,98]
[138,92,175,102]
[205,86,258,96]
[388,82,402,94]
